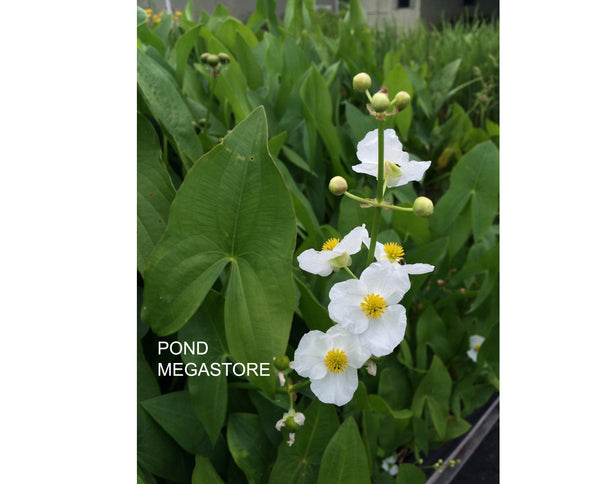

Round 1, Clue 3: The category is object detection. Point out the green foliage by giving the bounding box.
[137,1,499,482]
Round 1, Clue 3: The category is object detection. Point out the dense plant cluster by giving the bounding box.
[137,1,499,483]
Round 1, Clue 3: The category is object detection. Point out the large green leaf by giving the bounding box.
[411,355,452,419]
[178,292,227,445]
[137,114,176,272]
[142,107,296,392]
[396,464,426,484]
[269,400,339,484]
[192,456,225,484]
[429,141,499,240]
[137,49,203,172]
[227,413,275,484]
[316,417,370,484]
[141,391,215,456]
[300,66,346,177]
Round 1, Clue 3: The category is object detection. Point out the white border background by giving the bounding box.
[1,0,599,481]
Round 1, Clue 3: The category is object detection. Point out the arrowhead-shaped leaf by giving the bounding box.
[142,107,296,390]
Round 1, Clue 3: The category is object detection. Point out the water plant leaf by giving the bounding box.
[142,107,296,393]
[316,417,370,484]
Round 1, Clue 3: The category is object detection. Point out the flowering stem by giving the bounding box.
[288,380,311,394]
[342,266,358,279]
[342,191,414,212]
[366,119,385,266]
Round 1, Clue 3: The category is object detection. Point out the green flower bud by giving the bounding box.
[274,355,290,371]
[394,91,411,111]
[413,196,434,217]
[284,416,300,432]
[200,52,210,64]
[352,72,372,92]
[218,52,230,64]
[371,92,390,113]
[328,176,348,196]
[206,54,219,67]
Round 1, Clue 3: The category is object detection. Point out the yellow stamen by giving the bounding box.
[383,242,405,262]
[474,344,481,351]
[321,238,340,251]
[324,348,348,374]
[361,293,387,319]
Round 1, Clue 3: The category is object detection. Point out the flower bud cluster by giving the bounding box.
[351,72,412,119]
[200,52,230,75]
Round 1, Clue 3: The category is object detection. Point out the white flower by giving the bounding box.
[328,262,409,357]
[287,433,295,446]
[382,455,399,476]
[293,325,371,406]
[353,129,431,187]
[467,335,485,362]
[372,240,435,279]
[297,225,368,276]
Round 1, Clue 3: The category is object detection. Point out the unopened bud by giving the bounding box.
[218,52,230,64]
[394,91,411,111]
[371,92,390,113]
[328,176,348,196]
[284,416,300,432]
[274,355,290,371]
[413,196,434,217]
[200,52,210,64]
[206,54,219,67]
[352,72,372,92]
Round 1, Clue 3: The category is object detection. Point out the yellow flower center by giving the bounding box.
[474,344,481,351]
[383,242,405,262]
[324,348,348,374]
[361,293,387,319]
[321,238,340,251]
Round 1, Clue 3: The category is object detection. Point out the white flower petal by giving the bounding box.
[356,129,379,164]
[404,263,435,274]
[310,368,358,406]
[467,348,478,362]
[336,224,369,254]
[293,331,329,380]
[351,161,378,177]
[361,262,409,304]
[389,159,431,187]
[297,249,335,276]
[328,279,370,333]
[470,335,485,348]
[358,304,407,357]
[327,326,371,368]
[382,129,405,156]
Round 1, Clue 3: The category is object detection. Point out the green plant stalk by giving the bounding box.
[366,119,385,266]
[343,191,413,212]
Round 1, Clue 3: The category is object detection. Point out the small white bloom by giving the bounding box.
[382,455,399,476]
[293,326,371,406]
[328,262,409,357]
[275,409,305,432]
[353,129,431,187]
[287,433,295,446]
[372,240,435,280]
[467,335,485,362]
[297,225,368,277]
[366,360,377,376]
